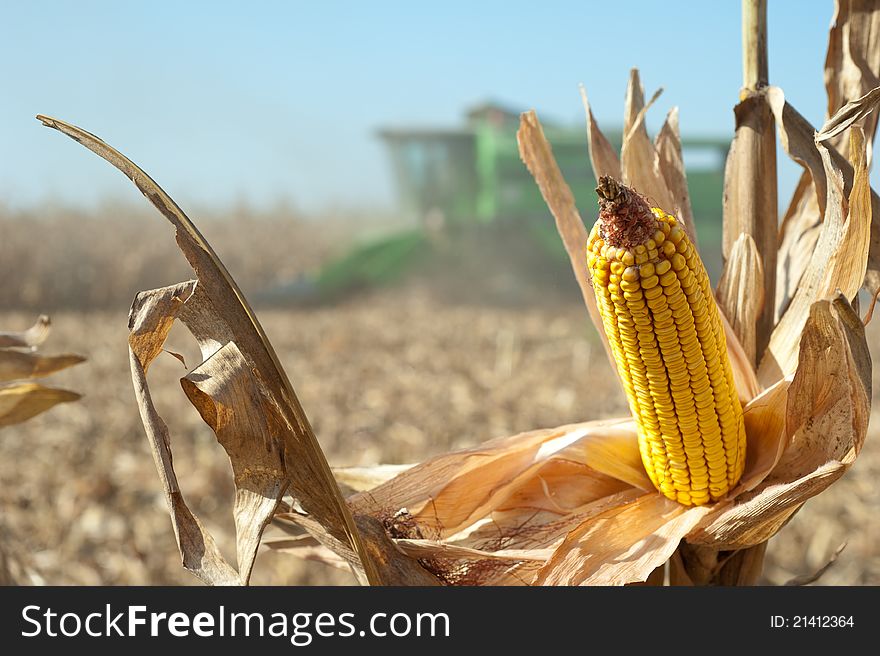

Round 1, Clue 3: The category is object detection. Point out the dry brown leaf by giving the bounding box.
[350,419,637,539]
[0,314,84,428]
[0,350,85,383]
[720,311,762,402]
[558,419,651,491]
[760,129,872,386]
[0,383,81,428]
[127,282,239,585]
[688,295,870,549]
[534,493,708,586]
[717,233,764,363]
[817,86,880,143]
[516,111,613,368]
[770,84,880,318]
[771,295,870,481]
[0,315,50,348]
[267,516,443,585]
[180,338,292,583]
[393,539,551,564]
[687,461,846,550]
[770,87,831,322]
[825,0,880,161]
[722,89,777,356]
[768,87,830,218]
[620,70,673,212]
[654,107,697,245]
[39,116,384,585]
[775,174,823,323]
[737,377,790,493]
[579,85,621,181]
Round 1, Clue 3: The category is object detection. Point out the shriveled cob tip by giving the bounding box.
[595,175,656,249]
[587,177,746,506]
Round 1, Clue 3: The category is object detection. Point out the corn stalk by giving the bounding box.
[676,0,778,586]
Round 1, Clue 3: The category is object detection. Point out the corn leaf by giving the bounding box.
[688,295,870,549]
[534,493,709,586]
[0,315,50,349]
[0,350,84,383]
[760,128,872,385]
[0,383,80,427]
[620,70,674,214]
[350,419,637,539]
[579,86,621,181]
[721,90,777,356]
[717,233,764,364]
[516,111,614,369]
[654,107,697,246]
[824,0,880,160]
[39,115,384,585]
[817,86,880,143]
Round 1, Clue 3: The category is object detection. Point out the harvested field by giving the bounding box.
[1,284,877,585]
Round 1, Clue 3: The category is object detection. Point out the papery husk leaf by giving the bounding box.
[722,89,777,358]
[825,0,880,161]
[580,86,621,181]
[529,372,791,586]
[0,382,81,427]
[179,339,291,584]
[534,493,709,586]
[721,312,762,402]
[39,116,383,585]
[516,111,614,368]
[769,295,870,480]
[737,377,790,492]
[393,539,551,563]
[620,70,674,212]
[339,372,780,585]
[128,281,239,585]
[776,174,822,322]
[0,350,85,383]
[0,315,50,348]
[556,419,652,491]
[777,0,880,316]
[817,86,880,143]
[688,295,870,549]
[760,129,872,386]
[770,87,830,322]
[717,233,764,364]
[350,419,638,539]
[687,461,845,550]
[770,87,880,320]
[654,106,697,246]
[341,419,653,585]
[418,488,645,586]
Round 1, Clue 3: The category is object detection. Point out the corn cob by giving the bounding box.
[587,176,746,505]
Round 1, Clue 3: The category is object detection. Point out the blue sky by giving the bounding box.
[0,1,838,214]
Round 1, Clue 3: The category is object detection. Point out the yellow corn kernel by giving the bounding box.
[588,176,746,506]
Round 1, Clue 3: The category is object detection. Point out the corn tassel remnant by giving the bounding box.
[587,176,746,505]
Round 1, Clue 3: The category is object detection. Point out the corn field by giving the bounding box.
[2,0,880,587]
